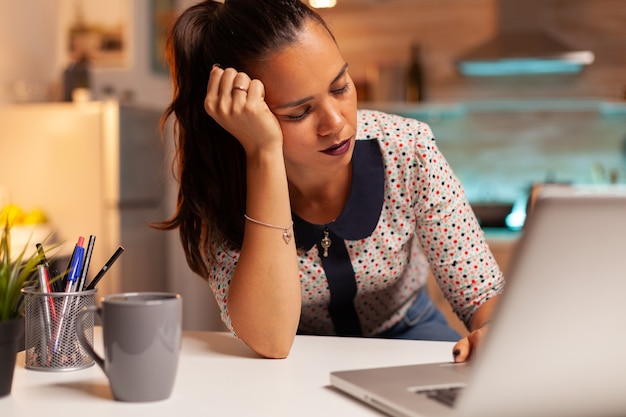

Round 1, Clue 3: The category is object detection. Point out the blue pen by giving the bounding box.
[53,237,85,353]
[64,236,85,292]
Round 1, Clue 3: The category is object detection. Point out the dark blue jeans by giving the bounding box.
[376,289,462,342]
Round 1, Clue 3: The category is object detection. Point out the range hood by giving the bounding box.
[456,0,595,76]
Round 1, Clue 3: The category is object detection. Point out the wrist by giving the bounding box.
[245,143,282,164]
[243,135,284,159]
[474,320,492,331]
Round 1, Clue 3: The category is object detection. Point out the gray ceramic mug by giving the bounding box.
[76,292,182,402]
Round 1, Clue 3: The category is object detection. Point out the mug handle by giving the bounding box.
[75,305,106,372]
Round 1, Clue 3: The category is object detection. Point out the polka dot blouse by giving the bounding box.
[208,110,504,337]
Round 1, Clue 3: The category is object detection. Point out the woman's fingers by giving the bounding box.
[206,67,249,114]
[247,79,265,99]
[452,337,471,363]
[205,64,225,112]
[452,325,490,363]
[229,71,250,98]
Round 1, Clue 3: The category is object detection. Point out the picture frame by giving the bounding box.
[61,0,132,70]
[150,0,178,76]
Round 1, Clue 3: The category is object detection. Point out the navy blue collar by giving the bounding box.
[293,139,384,251]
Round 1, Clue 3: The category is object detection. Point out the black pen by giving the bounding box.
[85,246,124,291]
[36,243,62,292]
[77,235,96,292]
[36,243,49,268]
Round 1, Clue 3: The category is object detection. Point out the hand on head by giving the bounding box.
[205,65,284,155]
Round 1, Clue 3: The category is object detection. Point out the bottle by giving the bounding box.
[63,54,91,102]
[406,44,424,102]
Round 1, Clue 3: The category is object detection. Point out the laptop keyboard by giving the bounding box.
[416,387,463,408]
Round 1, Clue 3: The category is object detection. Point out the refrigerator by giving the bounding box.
[0,100,168,297]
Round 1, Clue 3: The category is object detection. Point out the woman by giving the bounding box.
[159,0,504,360]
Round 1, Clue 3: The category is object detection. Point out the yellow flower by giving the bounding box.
[0,204,25,227]
[22,208,48,225]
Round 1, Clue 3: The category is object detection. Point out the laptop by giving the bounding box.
[330,184,626,417]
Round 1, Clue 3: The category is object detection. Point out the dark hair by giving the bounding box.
[155,0,331,278]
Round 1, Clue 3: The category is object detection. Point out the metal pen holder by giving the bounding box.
[22,287,97,371]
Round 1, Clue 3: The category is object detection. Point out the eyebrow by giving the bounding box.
[274,62,349,110]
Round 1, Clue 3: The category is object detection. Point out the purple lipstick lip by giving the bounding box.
[321,138,351,156]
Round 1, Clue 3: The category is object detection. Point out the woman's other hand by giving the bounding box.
[451,295,500,362]
[452,323,490,363]
[205,65,283,155]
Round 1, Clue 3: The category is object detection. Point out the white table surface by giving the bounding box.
[1,328,455,416]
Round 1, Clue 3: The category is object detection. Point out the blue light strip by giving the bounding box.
[458,58,584,76]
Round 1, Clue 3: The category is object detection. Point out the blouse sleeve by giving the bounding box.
[412,122,504,327]
[206,245,240,334]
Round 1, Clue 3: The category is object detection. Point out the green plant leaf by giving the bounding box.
[0,221,48,321]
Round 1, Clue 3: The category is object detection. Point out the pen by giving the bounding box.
[72,235,95,314]
[64,236,85,292]
[37,263,53,349]
[61,237,82,289]
[36,243,49,269]
[85,246,124,290]
[36,243,57,319]
[77,235,95,292]
[53,237,85,354]
[37,243,62,293]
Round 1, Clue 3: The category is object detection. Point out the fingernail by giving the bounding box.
[453,349,461,357]
[212,63,221,68]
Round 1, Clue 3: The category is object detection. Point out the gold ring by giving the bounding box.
[232,85,248,93]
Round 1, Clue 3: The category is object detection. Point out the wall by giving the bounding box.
[0,0,172,108]
[317,0,626,101]
[0,1,60,104]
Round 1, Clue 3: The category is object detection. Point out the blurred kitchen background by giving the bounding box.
[0,0,625,331]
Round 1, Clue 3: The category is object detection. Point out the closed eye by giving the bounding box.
[286,106,312,122]
[332,82,350,95]
[285,83,350,122]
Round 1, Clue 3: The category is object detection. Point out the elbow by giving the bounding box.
[254,342,292,359]
[228,302,300,359]
[246,331,295,359]
[231,322,297,359]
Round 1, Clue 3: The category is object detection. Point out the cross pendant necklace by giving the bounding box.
[321,227,332,257]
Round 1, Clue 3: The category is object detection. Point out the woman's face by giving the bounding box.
[252,20,358,178]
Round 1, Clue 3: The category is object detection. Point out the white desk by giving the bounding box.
[2,329,454,416]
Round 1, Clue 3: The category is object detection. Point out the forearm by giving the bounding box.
[227,146,301,358]
[468,294,500,331]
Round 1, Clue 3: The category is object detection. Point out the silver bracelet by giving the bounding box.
[244,214,293,244]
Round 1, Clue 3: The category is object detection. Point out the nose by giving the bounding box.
[317,100,344,137]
